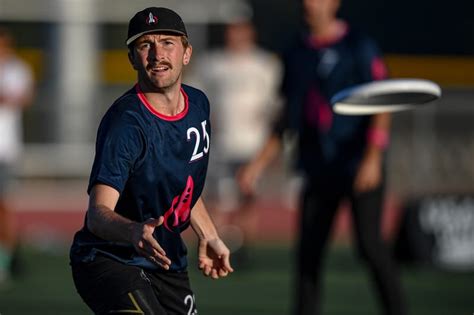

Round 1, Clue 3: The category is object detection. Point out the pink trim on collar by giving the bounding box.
[135,84,189,121]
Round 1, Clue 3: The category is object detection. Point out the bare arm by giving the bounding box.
[237,133,282,195]
[87,184,132,242]
[191,197,233,279]
[354,112,391,192]
[87,184,171,269]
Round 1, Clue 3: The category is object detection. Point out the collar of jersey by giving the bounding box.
[135,84,189,121]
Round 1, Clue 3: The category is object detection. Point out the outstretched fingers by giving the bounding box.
[136,247,171,270]
[134,217,172,269]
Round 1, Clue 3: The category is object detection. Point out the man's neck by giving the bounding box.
[140,83,184,116]
[310,19,345,42]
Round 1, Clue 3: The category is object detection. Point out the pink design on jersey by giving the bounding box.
[305,88,333,132]
[163,176,194,231]
[371,57,388,80]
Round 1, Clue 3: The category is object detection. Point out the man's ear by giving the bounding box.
[128,51,139,70]
[183,45,192,65]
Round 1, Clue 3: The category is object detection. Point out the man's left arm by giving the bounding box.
[190,197,234,279]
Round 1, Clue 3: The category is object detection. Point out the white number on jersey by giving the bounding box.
[187,120,210,162]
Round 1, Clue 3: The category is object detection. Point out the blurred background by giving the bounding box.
[0,0,473,314]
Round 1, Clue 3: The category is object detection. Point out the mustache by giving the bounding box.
[148,61,173,70]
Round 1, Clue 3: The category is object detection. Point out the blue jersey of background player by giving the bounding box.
[275,23,389,183]
[238,0,407,314]
[70,7,233,315]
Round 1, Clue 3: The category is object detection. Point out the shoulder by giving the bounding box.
[107,88,142,119]
[182,84,210,111]
[344,28,381,54]
[99,88,146,134]
[281,32,311,64]
[254,48,281,64]
[7,57,31,72]
[3,57,33,81]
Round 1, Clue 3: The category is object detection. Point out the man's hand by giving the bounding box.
[353,150,382,193]
[236,163,261,196]
[87,185,171,269]
[198,238,234,279]
[237,134,281,195]
[130,216,171,270]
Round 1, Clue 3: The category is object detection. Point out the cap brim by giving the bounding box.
[126,29,187,46]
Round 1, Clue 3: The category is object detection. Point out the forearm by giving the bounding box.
[191,197,233,277]
[190,198,219,241]
[87,204,136,244]
[366,112,391,156]
[251,133,282,174]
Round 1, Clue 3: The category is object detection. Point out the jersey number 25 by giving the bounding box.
[187,120,210,162]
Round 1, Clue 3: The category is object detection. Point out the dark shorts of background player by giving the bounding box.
[71,253,197,315]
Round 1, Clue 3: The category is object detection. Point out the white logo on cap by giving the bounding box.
[146,12,158,25]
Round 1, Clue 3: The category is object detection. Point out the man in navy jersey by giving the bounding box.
[239,0,407,314]
[70,7,233,314]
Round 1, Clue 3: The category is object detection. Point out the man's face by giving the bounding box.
[129,33,192,90]
[225,22,255,51]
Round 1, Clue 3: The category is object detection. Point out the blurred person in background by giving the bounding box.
[189,19,281,267]
[70,7,232,314]
[238,0,407,314]
[0,27,34,286]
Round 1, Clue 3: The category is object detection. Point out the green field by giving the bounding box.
[0,243,472,314]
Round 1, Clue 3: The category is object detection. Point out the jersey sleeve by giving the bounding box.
[353,34,389,83]
[88,110,145,194]
[200,89,211,117]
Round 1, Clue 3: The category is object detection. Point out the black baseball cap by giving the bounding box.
[126,7,187,46]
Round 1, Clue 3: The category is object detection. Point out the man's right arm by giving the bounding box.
[87,184,171,269]
[87,184,131,242]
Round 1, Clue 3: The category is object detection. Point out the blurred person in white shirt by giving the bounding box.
[189,19,282,266]
[0,27,34,285]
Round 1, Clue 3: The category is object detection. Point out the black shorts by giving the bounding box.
[71,254,197,315]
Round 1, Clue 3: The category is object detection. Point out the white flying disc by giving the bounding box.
[331,79,442,115]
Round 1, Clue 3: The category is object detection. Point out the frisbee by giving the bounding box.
[331,79,441,115]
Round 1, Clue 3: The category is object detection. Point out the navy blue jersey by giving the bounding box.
[274,27,387,183]
[70,84,211,272]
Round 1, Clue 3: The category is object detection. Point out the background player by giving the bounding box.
[70,7,233,314]
[238,0,408,314]
[189,18,281,267]
[0,27,34,286]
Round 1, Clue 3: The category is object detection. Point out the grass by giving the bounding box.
[0,243,473,314]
